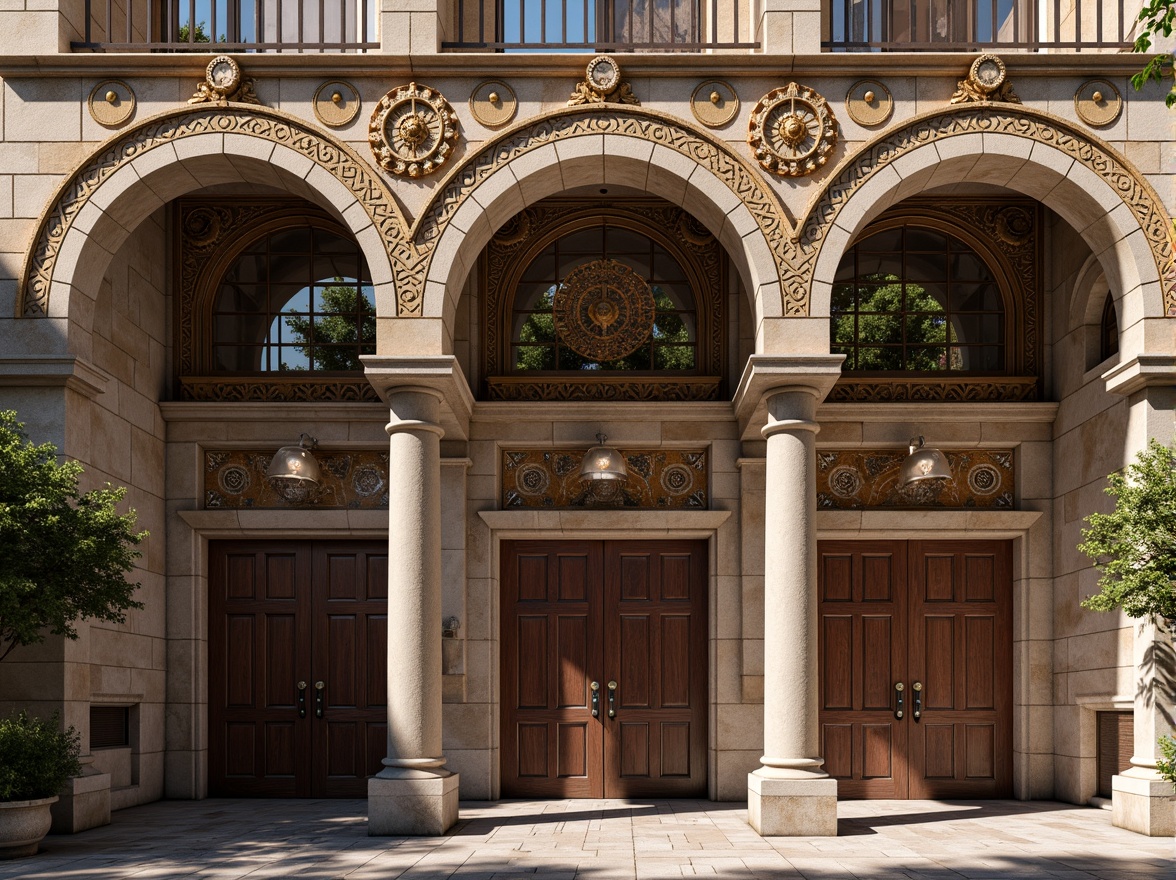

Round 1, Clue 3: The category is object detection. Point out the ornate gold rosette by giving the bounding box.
[748,82,838,177]
[369,82,459,178]
[553,259,656,361]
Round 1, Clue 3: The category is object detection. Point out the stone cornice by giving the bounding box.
[478,508,732,536]
[0,355,109,399]
[1101,354,1176,396]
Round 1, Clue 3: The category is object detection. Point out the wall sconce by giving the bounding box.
[267,433,322,502]
[579,433,628,483]
[897,436,952,488]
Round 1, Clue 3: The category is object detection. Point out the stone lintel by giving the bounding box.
[362,355,475,441]
[746,773,838,837]
[368,771,460,836]
[732,355,844,440]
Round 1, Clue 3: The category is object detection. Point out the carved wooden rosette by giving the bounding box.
[369,82,459,178]
[748,82,838,177]
[552,259,656,361]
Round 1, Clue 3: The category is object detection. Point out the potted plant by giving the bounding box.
[0,411,145,851]
[0,712,80,858]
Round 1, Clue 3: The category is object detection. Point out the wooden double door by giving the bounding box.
[501,540,708,798]
[818,540,1013,799]
[208,541,387,797]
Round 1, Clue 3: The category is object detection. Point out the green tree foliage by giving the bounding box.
[282,283,377,372]
[1132,2,1176,107]
[0,412,145,662]
[1077,439,1176,623]
[1157,733,1176,786]
[0,711,81,801]
[832,275,956,370]
[177,21,225,43]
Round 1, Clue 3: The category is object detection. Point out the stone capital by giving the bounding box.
[732,355,843,440]
[362,355,474,440]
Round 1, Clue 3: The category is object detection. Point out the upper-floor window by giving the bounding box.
[824,0,1133,52]
[1100,291,1119,363]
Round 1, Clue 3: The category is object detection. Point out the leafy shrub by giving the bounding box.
[1158,735,1176,787]
[0,712,81,801]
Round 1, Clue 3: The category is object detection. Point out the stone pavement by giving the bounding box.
[3,799,1172,879]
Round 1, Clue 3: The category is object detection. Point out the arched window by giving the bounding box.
[482,201,726,402]
[176,199,379,402]
[832,224,1006,373]
[1100,291,1119,363]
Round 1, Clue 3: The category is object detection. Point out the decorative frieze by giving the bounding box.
[816,449,1014,509]
[204,450,389,509]
[502,449,708,509]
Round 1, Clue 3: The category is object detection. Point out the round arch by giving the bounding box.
[410,105,798,352]
[799,104,1176,363]
[17,104,413,336]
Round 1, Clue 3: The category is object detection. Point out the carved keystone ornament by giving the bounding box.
[188,55,261,106]
[748,82,838,177]
[568,55,640,106]
[369,82,459,178]
[950,54,1020,104]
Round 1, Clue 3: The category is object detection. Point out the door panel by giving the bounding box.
[209,541,387,798]
[817,542,909,798]
[501,540,708,798]
[501,542,604,797]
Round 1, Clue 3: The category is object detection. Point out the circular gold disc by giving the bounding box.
[470,80,517,128]
[1074,79,1121,128]
[313,81,361,128]
[88,80,136,128]
[845,79,893,127]
[691,80,739,128]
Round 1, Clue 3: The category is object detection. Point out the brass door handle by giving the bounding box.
[590,681,600,718]
[607,680,617,718]
[912,681,923,720]
[297,681,307,719]
[314,680,325,719]
[894,681,904,720]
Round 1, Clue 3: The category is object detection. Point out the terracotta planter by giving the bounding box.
[0,796,58,859]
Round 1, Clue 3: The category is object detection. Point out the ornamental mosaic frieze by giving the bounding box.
[503,449,707,509]
[748,82,838,177]
[950,54,1020,105]
[204,450,389,509]
[369,82,459,178]
[817,450,1014,510]
[568,55,640,106]
[188,55,261,106]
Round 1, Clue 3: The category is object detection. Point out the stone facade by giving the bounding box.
[0,0,1172,839]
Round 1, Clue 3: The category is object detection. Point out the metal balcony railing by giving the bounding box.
[441,0,758,51]
[72,0,378,51]
[824,0,1136,51]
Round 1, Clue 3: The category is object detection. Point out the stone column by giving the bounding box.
[747,387,837,836]
[368,388,459,836]
[1112,619,1175,836]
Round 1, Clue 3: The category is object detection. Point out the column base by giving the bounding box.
[1112,770,1175,837]
[747,772,838,837]
[368,770,459,836]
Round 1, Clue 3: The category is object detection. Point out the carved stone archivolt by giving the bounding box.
[369,82,459,178]
[188,55,261,106]
[950,54,1020,105]
[748,82,839,177]
[503,448,707,509]
[552,259,656,361]
[568,55,639,106]
[817,449,1014,509]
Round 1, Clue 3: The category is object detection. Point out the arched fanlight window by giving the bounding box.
[210,222,375,374]
[1100,291,1119,363]
[831,224,1009,373]
[510,223,698,372]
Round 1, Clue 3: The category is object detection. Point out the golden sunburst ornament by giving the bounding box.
[368,82,459,178]
[748,82,838,177]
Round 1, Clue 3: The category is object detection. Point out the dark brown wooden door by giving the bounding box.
[209,541,387,797]
[502,540,707,798]
[818,540,1011,800]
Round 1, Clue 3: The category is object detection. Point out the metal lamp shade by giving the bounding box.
[579,434,628,482]
[267,440,322,488]
[898,436,952,487]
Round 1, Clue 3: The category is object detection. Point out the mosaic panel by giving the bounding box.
[204,450,389,509]
[817,450,1014,510]
[502,449,707,509]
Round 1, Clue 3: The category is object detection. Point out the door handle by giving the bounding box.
[894,681,904,720]
[314,680,325,719]
[297,681,307,718]
[912,681,923,720]
[590,681,600,717]
[607,680,617,718]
